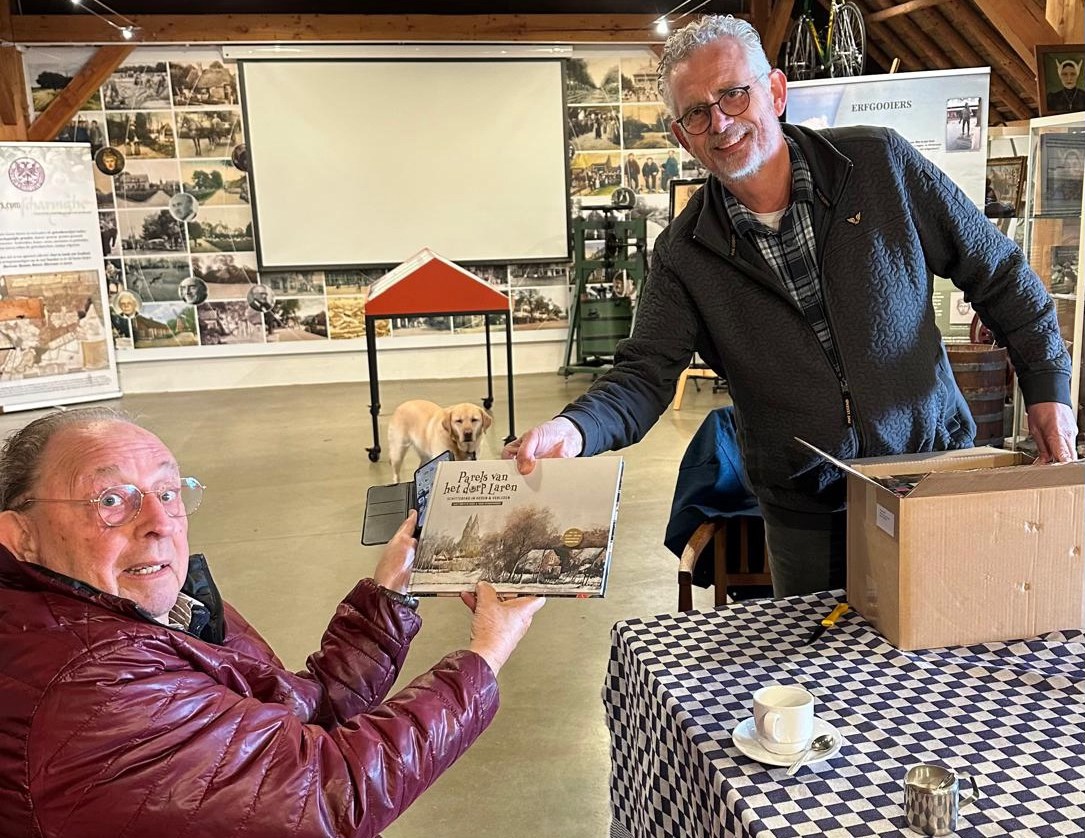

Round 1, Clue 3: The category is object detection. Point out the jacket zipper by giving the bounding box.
[812,181,864,457]
[692,214,864,457]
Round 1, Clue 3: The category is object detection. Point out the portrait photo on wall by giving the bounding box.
[1035,44,1085,116]
[669,177,706,222]
[984,156,1027,218]
[1039,131,1085,214]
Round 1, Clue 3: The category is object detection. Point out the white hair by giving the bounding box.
[656,14,773,117]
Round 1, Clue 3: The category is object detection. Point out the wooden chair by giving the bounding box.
[672,357,726,410]
[677,516,772,611]
[666,406,773,611]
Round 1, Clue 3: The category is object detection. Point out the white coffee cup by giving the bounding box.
[752,685,815,755]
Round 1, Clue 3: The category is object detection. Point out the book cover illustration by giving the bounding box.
[411,457,624,597]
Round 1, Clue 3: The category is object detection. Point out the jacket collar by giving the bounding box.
[692,122,853,257]
[0,545,225,643]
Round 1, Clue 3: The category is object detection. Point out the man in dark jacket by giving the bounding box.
[505,14,1077,598]
[0,407,544,837]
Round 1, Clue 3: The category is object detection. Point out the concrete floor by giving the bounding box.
[0,371,731,837]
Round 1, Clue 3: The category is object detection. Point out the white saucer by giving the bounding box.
[731,717,843,768]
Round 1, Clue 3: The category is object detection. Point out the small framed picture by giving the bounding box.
[668,177,706,221]
[1048,244,1079,294]
[1035,44,1085,116]
[1038,132,1085,215]
[984,156,1026,218]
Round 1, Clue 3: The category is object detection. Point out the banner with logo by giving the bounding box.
[787,68,992,340]
[0,143,121,411]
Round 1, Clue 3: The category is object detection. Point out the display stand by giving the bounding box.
[362,250,515,462]
[1011,113,1085,454]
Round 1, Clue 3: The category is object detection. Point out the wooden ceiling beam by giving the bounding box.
[762,0,795,69]
[0,0,13,43]
[863,36,894,72]
[1047,0,1084,43]
[748,0,771,33]
[27,45,133,141]
[862,14,928,72]
[972,0,1060,71]
[931,3,1038,98]
[865,0,951,70]
[0,47,30,142]
[866,0,949,24]
[9,14,671,44]
[867,0,1033,122]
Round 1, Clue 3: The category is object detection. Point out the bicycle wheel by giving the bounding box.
[785,17,819,81]
[829,1,866,78]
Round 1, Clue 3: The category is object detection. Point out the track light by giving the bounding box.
[653,0,713,36]
[70,0,140,40]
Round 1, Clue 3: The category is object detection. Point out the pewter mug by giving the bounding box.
[904,764,980,836]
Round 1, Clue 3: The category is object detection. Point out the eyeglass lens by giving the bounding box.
[680,87,752,135]
[96,478,204,526]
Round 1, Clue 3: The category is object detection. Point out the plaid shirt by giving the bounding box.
[723,139,843,378]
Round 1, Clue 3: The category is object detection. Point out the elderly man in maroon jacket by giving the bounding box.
[0,407,544,837]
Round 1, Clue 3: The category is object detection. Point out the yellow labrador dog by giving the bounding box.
[387,399,493,482]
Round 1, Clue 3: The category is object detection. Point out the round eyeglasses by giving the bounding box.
[20,477,205,528]
[675,80,762,135]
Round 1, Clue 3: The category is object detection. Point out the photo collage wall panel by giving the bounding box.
[566,51,707,243]
[23,45,684,356]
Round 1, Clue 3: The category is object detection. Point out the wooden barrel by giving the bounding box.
[946,343,1009,447]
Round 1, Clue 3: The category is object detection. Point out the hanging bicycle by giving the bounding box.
[785,0,866,81]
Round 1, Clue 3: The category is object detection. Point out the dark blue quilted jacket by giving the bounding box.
[562,124,1070,514]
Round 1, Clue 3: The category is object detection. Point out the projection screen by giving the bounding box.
[239,59,570,269]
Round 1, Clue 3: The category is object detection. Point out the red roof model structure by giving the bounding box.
[364,249,510,317]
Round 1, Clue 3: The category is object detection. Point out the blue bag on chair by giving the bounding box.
[665,406,770,595]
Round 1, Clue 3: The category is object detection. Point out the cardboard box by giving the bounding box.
[803,443,1085,650]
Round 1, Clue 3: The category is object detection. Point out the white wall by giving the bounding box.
[118,338,566,392]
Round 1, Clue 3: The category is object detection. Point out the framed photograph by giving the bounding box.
[984,156,1026,218]
[668,177,706,221]
[1048,244,1079,294]
[1035,44,1085,116]
[1039,132,1085,215]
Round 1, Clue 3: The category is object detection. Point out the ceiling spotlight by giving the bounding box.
[120,25,134,39]
[71,0,82,5]
[655,18,670,35]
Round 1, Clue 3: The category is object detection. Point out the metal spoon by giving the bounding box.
[785,733,836,776]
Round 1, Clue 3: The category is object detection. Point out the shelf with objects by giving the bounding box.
[1011,112,1085,457]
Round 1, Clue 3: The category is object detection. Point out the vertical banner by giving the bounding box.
[787,68,992,341]
[0,143,121,411]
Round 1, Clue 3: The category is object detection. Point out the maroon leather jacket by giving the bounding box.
[0,547,499,837]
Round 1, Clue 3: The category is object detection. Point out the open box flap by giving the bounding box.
[797,439,1034,498]
[905,459,1084,499]
[795,438,886,492]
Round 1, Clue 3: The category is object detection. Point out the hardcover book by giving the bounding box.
[410,456,624,597]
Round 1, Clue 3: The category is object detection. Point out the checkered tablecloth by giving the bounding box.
[605,591,1085,838]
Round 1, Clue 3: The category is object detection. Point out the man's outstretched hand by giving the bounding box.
[501,417,583,475]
